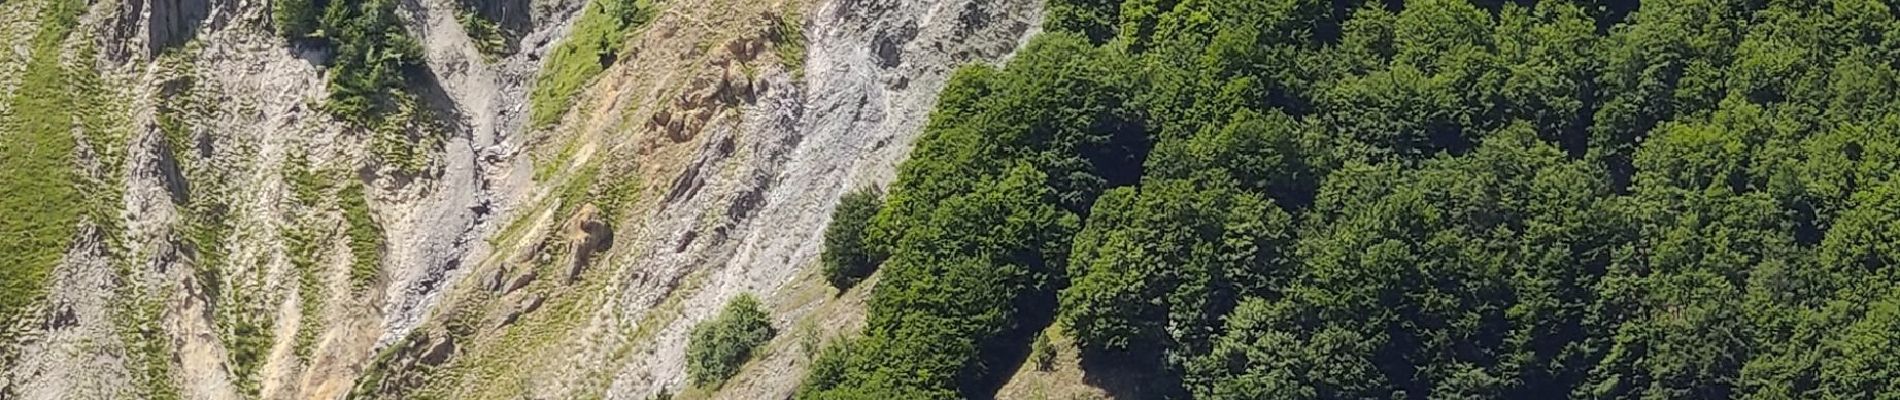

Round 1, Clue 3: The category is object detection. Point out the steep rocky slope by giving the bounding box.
[0,0,1042,398]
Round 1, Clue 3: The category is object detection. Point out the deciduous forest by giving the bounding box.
[807,0,1900,398]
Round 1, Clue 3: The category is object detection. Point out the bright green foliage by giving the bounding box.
[1029,330,1055,371]
[821,186,885,290]
[800,0,1900,397]
[802,33,1144,398]
[0,0,86,327]
[529,0,655,128]
[686,294,776,387]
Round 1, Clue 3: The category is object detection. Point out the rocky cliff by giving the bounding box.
[0,0,1040,397]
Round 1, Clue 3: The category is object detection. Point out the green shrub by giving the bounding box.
[529,0,655,128]
[273,0,322,39]
[321,0,425,126]
[821,186,884,291]
[272,0,426,128]
[1030,330,1056,372]
[685,294,775,387]
[793,340,850,397]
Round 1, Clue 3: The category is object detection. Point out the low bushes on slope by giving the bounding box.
[686,294,776,387]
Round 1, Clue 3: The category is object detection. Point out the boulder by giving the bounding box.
[504,269,536,294]
[560,204,614,283]
[419,335,456,366]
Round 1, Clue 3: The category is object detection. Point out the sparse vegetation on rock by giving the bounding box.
[529,0,656,128]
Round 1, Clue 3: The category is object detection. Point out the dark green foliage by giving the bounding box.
[458,8,510,57]
[1061,177,1293,356]
[821,186,885,291]
[1044,0,1122,43]
[796,341,851,397]
[803,32,1146,398]
[686,294,776,387]
[273,0,425,127]
[322,0,425,125]
[797,0,1900,397]
[801,164,1078,399]
[452,0,526,58]
[274,0,322,39]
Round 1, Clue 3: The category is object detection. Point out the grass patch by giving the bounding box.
[221,305,274,396]
[367,95,444,174]
[0,0,86,327]
[548,158,641,223]
[288,221,327,360]
[533,138,583,182]
[152,49,276,395]
[529,0,656,129]
[768,10,806,80]
[595,164,643,223]
[283,152,332,360]
[397,265,623,400]
[554,161,602,219]
[113,275,184,400]
[340,182,384,291]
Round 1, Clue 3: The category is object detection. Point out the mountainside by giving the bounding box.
[13,0,1900,399]
[0,0,1040,397]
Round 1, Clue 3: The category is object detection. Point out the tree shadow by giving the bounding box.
[407,66,473,140]
[958,283,1060,400]
[1075,345,1189,400]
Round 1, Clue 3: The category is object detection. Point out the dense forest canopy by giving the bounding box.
[804,0,1900,398]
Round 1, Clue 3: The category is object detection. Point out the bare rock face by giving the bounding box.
[503,269,536,294]
[596,0,1045,397]
[0,0,1045,395]
[144,0,207,54]
[499,293,543,327]
[419,335,456,366]
[118,0,227,58]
